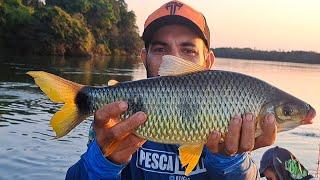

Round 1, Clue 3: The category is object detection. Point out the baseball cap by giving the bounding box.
[259,146,313,179]
[259,147,275,176]
[142,0,210,48]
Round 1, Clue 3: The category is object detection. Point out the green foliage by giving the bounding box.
[33,6,95,56]
[43,0,142,56]
[112,1,143,55]
[22,0,44,9]
[0,0,34,27]
[0,0,143,56]
[94,44,111,55]
[46,0,94,14]
[0,0,36,53]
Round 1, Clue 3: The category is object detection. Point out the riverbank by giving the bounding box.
[0,0,143,57]
[213,48,320,64]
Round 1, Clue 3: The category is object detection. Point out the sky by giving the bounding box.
[126,0,320,52]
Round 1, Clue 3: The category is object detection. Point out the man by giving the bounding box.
[66,1,277,179]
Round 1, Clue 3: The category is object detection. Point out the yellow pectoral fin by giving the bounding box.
[178,143,204,176]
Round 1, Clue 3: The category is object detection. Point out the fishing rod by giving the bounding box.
[317,143,320,178]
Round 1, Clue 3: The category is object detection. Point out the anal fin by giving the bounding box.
[179,143,204,176]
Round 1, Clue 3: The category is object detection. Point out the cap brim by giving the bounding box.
[142,15,208,48]
[259,164,269,177]
[259,147,276,177]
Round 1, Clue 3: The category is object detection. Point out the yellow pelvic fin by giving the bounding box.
[179,143,204,176]
[159,55,206,76]
[27,71,85,138]
[107,79,119,86]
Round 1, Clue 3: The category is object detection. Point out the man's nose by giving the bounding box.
[167,47,180,57]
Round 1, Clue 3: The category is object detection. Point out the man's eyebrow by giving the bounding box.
[180,42,196,47]
[150,40,167,46]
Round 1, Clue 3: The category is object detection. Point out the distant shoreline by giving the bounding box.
[1,47,319,65]
[212,48,320,64]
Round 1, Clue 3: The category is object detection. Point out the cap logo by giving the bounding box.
[165,2,183,15]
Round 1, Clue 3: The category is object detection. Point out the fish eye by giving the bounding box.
[283,105,293,116]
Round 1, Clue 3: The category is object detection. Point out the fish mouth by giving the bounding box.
[301,106,316,124]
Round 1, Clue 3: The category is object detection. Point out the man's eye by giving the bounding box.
[182,48,197,56]
[283,105,294,116]
[153,48,166,53]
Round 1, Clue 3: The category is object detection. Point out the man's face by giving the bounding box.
[141,24,214,77]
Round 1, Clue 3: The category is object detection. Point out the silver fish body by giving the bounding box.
[27,57,316,176]
[77,70,310,144]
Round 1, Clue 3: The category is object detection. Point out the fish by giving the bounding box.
[27,55,316,176]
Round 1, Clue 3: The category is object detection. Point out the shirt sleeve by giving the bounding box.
[66,140,126,180]
[203,148,260,180]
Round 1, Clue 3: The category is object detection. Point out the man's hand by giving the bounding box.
[93,101,147,164]
[206,113,277,155]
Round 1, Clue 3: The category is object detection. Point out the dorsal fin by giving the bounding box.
[158,55,206,76]
[108,79,119,86]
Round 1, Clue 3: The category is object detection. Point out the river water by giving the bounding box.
[0,55,319,179]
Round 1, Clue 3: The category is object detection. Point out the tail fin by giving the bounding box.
[27,71,86,138]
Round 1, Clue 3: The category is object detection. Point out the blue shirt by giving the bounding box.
[66,139,259,180]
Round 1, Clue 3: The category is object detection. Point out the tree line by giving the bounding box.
[0,0,143,57]
[213,48,320,64]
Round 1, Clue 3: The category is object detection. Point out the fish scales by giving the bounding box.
[26,56,316,176]
[83,70,276,144]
